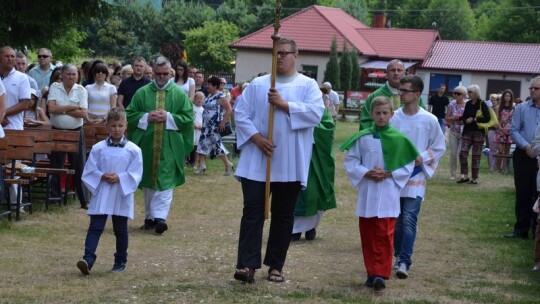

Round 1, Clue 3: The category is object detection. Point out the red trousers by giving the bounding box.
[359,217,396,279]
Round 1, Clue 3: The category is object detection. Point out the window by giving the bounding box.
[429,73,462,94]
[301,65,318,80]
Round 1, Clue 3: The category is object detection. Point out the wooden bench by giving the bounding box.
[7,128,81,208]
[0,135,36,220]
[83,124,109,152]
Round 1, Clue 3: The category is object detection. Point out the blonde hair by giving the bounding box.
[371,96,392,113]
[194,91,205,100]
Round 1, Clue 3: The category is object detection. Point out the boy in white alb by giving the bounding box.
[77,108,143,275]
[390,76,446,279]
[192,91,204,170]
[340,96,418,291]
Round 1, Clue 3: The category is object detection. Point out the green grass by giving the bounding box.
[1,121,540,303]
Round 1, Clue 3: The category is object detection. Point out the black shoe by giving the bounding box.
[77,259,91,275]
[140,219,156,230]
[456,178,470,184]
[110,263,126,273]
[504,231,528,239]
[364,276,374,288]
[80,203,89,210]
[154,219,168,234]
[305,228,316,241]
[291,233,301,241]
[373,276,386,292]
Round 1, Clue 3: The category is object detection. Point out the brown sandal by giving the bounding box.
[234,267,255,283]
[267,268,285,283]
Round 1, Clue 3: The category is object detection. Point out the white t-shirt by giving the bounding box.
[175,77,195,97]
[0,81,5,137]
[2,68,31,130]
[86,82,117,118]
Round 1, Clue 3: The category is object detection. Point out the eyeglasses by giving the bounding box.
[154,72,169,77]
[467,91,473,94]
[96,71,107,74]
[37,55,50,59]
[277,51,295,58]
[398,88,418,94]
[453,92,463,96]
[529,87,540,91]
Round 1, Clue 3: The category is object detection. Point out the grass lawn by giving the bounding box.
[1,121,539,303]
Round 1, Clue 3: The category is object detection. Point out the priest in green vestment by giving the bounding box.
[292,109,337,241]
[125,56,193,234]
[359,59,425,130]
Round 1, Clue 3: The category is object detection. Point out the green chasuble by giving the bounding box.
[359,82,425,130]
[126,81,194,191]
[339,124,419,172]
[294,110,337,217]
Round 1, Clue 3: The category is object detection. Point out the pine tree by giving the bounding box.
[339,42,352,91]
[350,48,360,90]
[323,36,340,90]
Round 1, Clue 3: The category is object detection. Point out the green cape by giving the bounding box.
[294,110,337,216]
[339,124,419,172]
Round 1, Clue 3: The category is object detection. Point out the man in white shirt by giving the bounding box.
[390,75,446,279]
[233,38,324,283]
[322,81,339,122]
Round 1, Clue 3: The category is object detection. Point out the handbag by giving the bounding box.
[220,121,233,137]
[218,95,233,137]
[476,101,499,132]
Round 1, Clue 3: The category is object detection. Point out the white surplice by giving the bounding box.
[390,108,446,199]
[344,135,414,218]
[82,140,143,219]
[234,73,324,187]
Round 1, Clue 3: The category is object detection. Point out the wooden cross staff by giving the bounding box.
[265,0,282,219]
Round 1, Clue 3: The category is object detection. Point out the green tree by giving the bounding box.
[323,37,340,90]
[183,21,239,73]
[49,28,90,63]
[350,48,360,90]
[0,0,110,49]
[335,0,371,23]
[339,42,352,91]
[423,0,475,40]
[481,0,540,43]
[216,0,258,36]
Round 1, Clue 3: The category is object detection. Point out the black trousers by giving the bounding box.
[50,127,88,206]
[236,178,301,271]
[512,148,538,237]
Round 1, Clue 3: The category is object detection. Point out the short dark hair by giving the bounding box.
[400,75,424,93]
[207,76,221,87]
[93,63,109,77]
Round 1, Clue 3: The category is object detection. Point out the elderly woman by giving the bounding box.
[195,76,234,175]
[457,85,491,184]
[445,85,467,179]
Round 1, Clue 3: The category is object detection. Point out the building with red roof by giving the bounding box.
[230,5,539,100]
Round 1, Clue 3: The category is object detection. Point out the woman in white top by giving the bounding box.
[85,63,117,123]
[174,60,195,101]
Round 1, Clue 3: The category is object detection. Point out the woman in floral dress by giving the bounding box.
[195,76,234,175]
[495,89,514,172]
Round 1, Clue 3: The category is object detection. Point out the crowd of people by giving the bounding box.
[2,42,540,292]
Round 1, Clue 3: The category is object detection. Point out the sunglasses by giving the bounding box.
[453,92,463,96]
[37,55,50,59]
[529,86,540,91]
[154,72,169,77]
[467,91,474,94]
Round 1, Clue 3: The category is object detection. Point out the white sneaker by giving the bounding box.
[396,263,409,279]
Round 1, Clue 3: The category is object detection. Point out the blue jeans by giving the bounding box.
[438,118,446,135]
[393,196,423,269]
[83,214,128,267]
